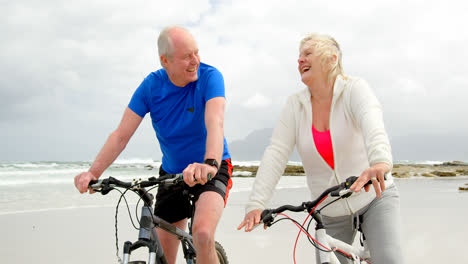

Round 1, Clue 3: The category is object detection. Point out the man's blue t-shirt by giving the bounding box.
[128,62,231,173]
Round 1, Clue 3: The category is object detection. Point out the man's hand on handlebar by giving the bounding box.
[182,162,217,187]
[74,171,98,194]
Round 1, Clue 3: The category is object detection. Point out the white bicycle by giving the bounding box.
[261,176,377,264]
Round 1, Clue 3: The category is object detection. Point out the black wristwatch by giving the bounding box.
[204,159,219,170]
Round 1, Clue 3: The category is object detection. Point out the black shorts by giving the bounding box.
[154,159,233,223]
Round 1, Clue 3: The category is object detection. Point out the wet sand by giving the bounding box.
[1,179,467,263]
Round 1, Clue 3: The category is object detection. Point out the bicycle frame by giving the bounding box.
[312,210,370,264]
[315,229,369,264]
[122,203,196,264]
[121,185,197,264]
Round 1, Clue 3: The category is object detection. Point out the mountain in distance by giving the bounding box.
[227,128,300,161]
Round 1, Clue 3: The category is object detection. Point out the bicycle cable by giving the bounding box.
[274,212,333,264]
[99,178,180,264]
[133,185,159,229]
[302,196,342,251]
[305,217,321,251]
[113,181,168,264]
[317,197,372,264]
[113,187,133,264]
[316,196,342,213]
[270,195,357,264]
[292,195,331,263]
[113,184,155,264]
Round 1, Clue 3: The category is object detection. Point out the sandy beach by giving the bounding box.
[1,175,467,264]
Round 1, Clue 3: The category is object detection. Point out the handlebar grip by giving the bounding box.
[330,174,389,196]
[261,209,274,226]
[89,180,98,186]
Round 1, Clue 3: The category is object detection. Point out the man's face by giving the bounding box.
[162,29,200,87]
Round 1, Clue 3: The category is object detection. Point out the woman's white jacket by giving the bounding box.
[246,75,394,217]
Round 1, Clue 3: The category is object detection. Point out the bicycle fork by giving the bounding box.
[316,229,363,264]
[313,212,368,264]
[122,205,168,264]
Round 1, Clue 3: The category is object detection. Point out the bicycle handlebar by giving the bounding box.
[89,173,184,194]
[261,175,385,226]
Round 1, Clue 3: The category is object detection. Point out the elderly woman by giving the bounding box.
[238,33,403,263]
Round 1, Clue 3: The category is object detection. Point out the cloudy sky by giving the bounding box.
[1,0,467,162]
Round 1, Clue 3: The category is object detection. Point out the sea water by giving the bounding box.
[1,159,467,215]
[1,159,467,263]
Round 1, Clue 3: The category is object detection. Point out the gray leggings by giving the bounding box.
[315,184,404,264]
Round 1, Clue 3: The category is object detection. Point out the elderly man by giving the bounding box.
[74,26,232,264]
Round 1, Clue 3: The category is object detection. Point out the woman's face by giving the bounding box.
[297,43,327,85]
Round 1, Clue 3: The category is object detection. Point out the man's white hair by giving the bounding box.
[157,25,190,68]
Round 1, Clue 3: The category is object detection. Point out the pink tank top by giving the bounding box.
[312,125,335,169]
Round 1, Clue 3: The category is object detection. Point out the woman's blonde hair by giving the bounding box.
[300,33,344,82]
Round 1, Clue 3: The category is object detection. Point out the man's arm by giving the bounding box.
[182,97,226,187]
[74,107,143,193]
[204,97,226,165]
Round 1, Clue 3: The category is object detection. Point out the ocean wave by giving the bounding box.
[233,171,253,176]
[15,162,60,168]
[0,168,83,176]
[0,178,74,186]
[232,161,303,167]
[0,162,61,169]
[395,160,445,165]
[113,158,161,165]
[232,161,261,166]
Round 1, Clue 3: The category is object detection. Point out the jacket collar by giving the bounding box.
[297,74,347,107]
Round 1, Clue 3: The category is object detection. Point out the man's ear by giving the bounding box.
[161,55,168,68]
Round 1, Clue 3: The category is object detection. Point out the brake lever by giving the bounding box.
[162,174,184,186]
[330,176,359,197]
[330,173,389,197]
[89,178,113,195]
[101,185,113,195]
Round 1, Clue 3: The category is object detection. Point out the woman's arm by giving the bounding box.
[347,78,392,197]
[239,96,298,231]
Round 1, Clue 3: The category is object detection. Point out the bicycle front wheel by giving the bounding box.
[215,241,229,264]
[185,241,228,264]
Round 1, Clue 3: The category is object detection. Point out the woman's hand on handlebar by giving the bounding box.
[237,209,264,232]
[74,172,98,194]
[350,163,390,198]
[182,162,217,187]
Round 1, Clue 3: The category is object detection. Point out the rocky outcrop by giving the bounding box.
[437,161,468,166]
[231,161,468,192]
[431,171,457,177]
[232,164,305,176]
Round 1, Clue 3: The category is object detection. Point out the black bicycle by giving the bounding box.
[89,173,229,264]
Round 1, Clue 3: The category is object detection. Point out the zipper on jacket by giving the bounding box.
[329,92,355,215]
